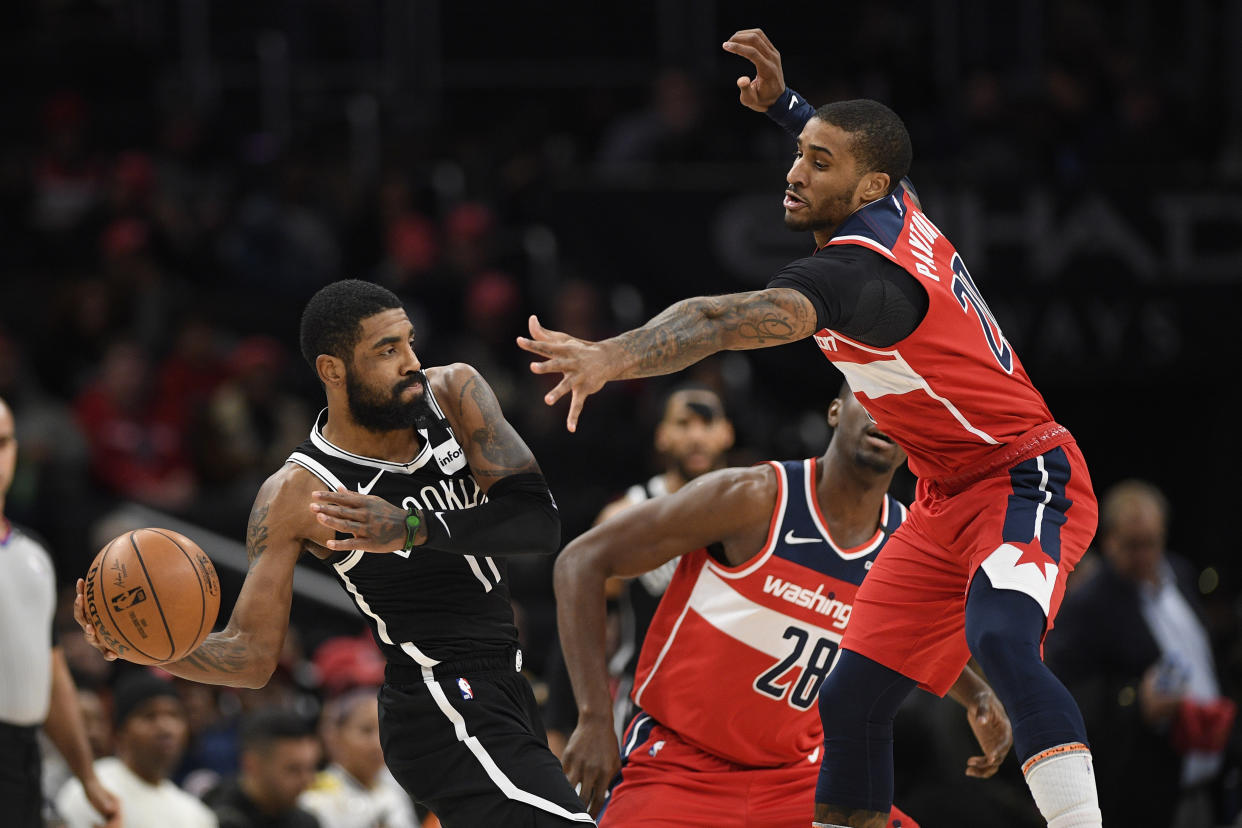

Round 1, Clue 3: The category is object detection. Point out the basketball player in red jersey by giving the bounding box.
[519,30,1102,828]
[556,385,1012,827]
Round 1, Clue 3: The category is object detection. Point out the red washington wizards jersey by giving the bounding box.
[813,188,1055,481]
[630,459,906,767]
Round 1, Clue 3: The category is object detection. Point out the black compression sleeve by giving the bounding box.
[768,247,928,348]
[420,472,561,557]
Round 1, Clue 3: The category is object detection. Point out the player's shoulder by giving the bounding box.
[679,462,778,509]
[426,362,485,397]
[253,463,326,536]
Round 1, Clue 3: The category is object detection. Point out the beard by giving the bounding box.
[346,369,439,432]
[784,185,858,234]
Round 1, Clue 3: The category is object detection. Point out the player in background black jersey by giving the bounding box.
[75,280,593,827]
[592,386,734,735]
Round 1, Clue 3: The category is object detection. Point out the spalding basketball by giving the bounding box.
[83,528,221,665]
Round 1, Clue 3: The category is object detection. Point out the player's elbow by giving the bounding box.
[553,539,604,598]
[238,653,281,689]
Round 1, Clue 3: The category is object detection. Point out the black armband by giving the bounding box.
[766,87,817,138]
[422,472,560,557]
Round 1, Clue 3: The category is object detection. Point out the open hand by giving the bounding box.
[964,688,1013,778]
[517,315,615,433]
[310,489,422,552]
[722,28,786,112]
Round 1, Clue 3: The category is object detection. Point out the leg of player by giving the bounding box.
[964,573,1102,827]
[813,650,917,828]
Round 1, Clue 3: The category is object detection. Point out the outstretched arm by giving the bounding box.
[518,288,817,431]
[554,466,774,814]
[947,661,1013,778]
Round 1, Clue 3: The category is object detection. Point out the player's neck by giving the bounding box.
[322,408,424,464]
[815,453,890,541]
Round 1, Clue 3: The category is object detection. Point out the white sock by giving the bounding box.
[1022,743,1102,827]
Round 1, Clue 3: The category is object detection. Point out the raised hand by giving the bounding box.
[722,28,786,112]
[517,315,616,433]
[310,489,423,552]
[561,713,621,816]
[964,687,1013,778]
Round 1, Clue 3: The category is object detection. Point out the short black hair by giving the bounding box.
[813,99,912,192]
[239,708,316,754]
[299,279,404,369]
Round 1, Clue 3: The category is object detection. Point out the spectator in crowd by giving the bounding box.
[204,709,321,828]
[1047,480,1238,827]
[299,689,419,828]
[73,339,197,512]
[55,672,212,828]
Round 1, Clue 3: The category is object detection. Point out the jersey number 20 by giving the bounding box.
[754,626,839,710]
[950,253,1013,373]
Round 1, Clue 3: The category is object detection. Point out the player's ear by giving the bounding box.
[827,399,842,429]
[718,419,735,453]
[858,171,890,203]
[317,354,346,387]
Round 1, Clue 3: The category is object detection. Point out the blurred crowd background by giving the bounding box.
[2,1,1242,826]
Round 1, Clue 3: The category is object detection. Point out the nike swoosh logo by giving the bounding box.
[357,468,384,495]
[789,94,798,110]
[783,529,822,545]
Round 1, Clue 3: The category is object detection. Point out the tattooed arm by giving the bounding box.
[309,363,558,558]
[517,287,818,431]
[136,467,311,688]
[72,467,313,687]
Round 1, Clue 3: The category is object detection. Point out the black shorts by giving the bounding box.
[380,648,593,827]
[0,722,43,828]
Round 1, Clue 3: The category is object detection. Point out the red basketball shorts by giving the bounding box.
[600,717,917,827]
[842,440,1097,696]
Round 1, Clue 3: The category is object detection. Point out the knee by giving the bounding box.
[817,651,912,737]
[818,667,866,737]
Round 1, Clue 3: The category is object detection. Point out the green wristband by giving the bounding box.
[403,508,422,552]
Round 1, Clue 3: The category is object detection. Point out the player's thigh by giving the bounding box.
[965,443,1098,624]
[379,675,589,826]
[840,520,971,695]
[743,763,818,828]
[601,771,745,827]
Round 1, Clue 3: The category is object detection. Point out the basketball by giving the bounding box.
[83,528,221,666]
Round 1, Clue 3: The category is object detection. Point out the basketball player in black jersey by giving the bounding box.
[75,280,594,827]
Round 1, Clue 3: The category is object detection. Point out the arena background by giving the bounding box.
[1,2,1240,826]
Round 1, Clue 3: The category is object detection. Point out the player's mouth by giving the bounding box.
[864,428,894,448]
[396,377,424,397]
[784,190,807,210]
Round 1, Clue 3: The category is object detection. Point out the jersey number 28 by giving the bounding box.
[753,626,839,710]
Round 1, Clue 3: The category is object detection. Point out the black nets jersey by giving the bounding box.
[286,386,517,666]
